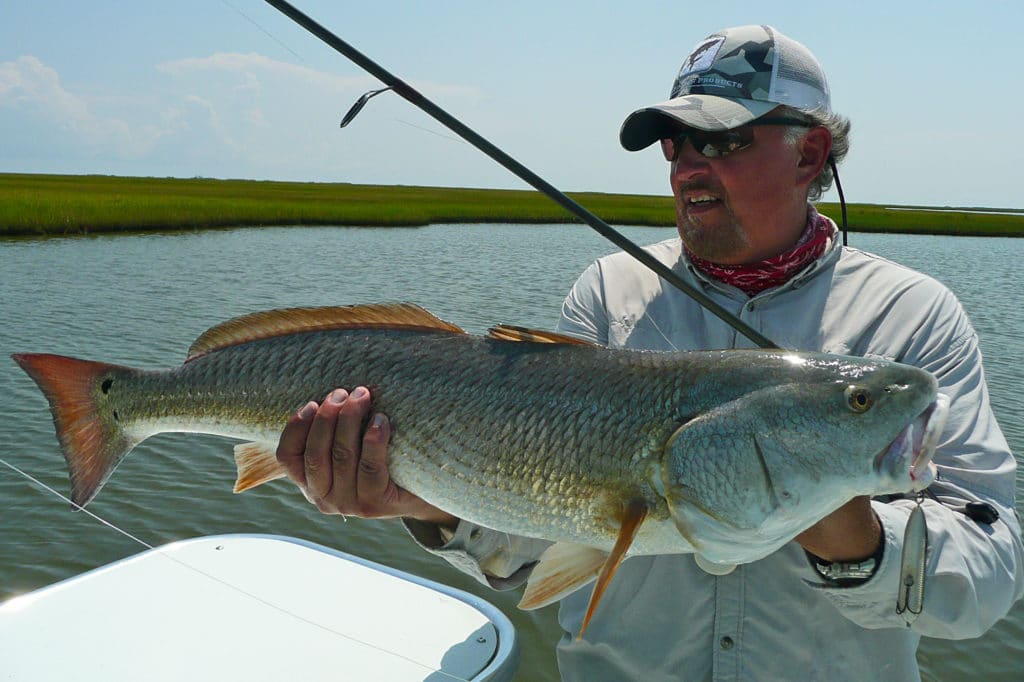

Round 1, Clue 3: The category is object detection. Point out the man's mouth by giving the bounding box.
[684,191,722,211]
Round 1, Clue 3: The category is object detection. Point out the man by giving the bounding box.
[276,26,1023,680]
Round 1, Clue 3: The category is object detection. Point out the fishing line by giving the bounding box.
[219,0,303,60]
[0,457,158,550]
[262,0,779,350]
[0,456,469,681]
[394,118,467,145]
[640,315,681,352]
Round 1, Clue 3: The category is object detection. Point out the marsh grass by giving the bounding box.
[1,173,1022,237]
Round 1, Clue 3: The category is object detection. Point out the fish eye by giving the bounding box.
[845,385,873,413]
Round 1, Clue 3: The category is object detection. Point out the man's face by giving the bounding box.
[667,123,806,265]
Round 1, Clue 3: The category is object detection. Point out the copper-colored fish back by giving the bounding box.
[186,303,466,361]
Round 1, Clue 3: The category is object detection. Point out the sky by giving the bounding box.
[2,0,1022,209]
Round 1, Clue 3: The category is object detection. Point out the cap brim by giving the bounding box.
[619,95,778,151]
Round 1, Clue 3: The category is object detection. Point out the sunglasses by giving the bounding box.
[660,117,814,161]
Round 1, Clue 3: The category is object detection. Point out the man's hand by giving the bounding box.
[795,496,882,562]
[276,386,458,528]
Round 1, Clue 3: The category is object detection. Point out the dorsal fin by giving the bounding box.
[187,303,465,360]
[487,324,597,345]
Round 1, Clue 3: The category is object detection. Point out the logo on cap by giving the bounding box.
[678,36,726,81]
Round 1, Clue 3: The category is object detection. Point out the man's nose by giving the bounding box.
[671,141,712,180]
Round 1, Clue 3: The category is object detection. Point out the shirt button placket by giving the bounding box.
[712,567,743,681]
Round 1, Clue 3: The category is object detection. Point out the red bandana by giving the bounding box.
[685,209,836,296]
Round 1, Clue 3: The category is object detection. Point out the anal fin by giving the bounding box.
[233,441,288,493]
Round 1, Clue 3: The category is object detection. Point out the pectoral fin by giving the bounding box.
[519,543,607,610]
[576,499,649,639]
[233,441,288,493]
[517,500,651,633]
[694,554,737,576]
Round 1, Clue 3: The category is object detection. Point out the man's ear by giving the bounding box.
[796,126,832,187]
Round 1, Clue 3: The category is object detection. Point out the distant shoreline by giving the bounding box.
[2,173,1022,238]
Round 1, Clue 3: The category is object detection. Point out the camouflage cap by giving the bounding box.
[620,25,831,151]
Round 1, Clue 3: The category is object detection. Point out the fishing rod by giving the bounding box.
[263,0,778,350]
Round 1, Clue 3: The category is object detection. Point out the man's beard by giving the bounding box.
[675,198,749,264]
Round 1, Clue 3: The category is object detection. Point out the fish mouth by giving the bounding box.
[874,393,950,491]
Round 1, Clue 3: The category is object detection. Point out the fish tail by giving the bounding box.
[12,353,136,507]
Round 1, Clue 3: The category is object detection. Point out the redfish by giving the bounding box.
[12,303,948,634]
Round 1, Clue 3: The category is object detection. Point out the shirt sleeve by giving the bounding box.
[400,518,551,590]
[555,260,609,344]
[813,290,1024,636]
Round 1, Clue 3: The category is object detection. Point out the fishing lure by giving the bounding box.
[896,495,928,624]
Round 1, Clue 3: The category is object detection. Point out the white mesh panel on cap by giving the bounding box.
[767,27,831,111]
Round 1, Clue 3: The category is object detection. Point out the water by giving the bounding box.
[1,225,1022,681]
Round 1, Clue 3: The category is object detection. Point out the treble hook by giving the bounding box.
[896,494,929,624]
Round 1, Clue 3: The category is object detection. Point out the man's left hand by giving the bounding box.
[795,495,882,562]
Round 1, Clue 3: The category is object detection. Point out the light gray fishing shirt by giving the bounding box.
[405,217,1024,681]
